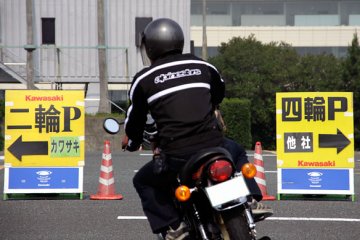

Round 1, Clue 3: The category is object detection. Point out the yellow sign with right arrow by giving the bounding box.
[276,92,354,169]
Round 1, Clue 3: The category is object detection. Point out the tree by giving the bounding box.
[210,35,299,149]
[341,33,360,149]
[289,53,343,92]
[210,34,358,150]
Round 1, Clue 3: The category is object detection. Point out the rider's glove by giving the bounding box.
[122,135,140,152]
[126,140,140,152]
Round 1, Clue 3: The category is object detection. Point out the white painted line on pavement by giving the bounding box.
[267,217,360,222]
[117,216,360,222]
[117,216,147,220]
[85,98,100,101]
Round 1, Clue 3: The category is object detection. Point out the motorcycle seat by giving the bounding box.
[178,147,233,186]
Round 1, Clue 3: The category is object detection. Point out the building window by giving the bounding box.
[42,18,55,44]
[286,2,339,26]
[135,17,153,47]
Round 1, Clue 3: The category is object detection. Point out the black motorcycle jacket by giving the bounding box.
[124,53,225,155]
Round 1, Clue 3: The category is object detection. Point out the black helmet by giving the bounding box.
[142,18,184,61]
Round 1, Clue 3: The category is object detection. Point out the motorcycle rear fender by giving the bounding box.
[178,147,234,187]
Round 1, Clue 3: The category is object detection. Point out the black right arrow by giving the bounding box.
[319,129,350,154]
[8,135,48,161]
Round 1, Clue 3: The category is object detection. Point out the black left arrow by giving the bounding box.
[319,129,350,154]
[8,135,48,161]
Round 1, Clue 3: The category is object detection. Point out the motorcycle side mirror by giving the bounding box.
[103,118,121,134]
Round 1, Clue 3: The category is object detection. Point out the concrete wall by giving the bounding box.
[85,116,124,152]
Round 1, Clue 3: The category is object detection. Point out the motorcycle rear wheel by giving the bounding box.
[220,207,255,240]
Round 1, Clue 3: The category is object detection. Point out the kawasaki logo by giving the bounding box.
[25,95,64,101]
[298,160,335,167]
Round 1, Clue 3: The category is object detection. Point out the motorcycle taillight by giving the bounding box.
[208,160,233,182]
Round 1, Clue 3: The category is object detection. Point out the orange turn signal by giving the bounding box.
[241,163,257,179]
[175,185,191,202]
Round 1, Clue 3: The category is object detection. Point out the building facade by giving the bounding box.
[0,0,191,113]
[191,0,360,57]
[1,0,359,112]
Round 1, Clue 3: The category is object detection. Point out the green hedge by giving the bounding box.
[220,98,252,149]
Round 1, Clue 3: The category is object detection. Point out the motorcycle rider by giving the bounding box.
[123,18,273,239]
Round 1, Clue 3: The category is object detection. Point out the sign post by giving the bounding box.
[3,90,85,199]
[276,92,354,201]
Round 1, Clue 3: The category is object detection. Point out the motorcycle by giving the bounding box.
[103,117,270,240]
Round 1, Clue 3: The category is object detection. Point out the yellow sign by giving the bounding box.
[4,90,85,167]
[276,92,354,168]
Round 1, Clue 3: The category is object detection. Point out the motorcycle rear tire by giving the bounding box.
[221,207,255,240]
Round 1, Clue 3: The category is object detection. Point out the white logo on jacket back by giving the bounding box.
[154,69,201,84]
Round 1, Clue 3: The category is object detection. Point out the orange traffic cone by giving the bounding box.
[90,140,123,200]
[253,142,276,201]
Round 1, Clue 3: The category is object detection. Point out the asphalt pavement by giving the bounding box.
[0,150,360,240]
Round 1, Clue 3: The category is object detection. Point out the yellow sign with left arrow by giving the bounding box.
[4,90,85,167]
